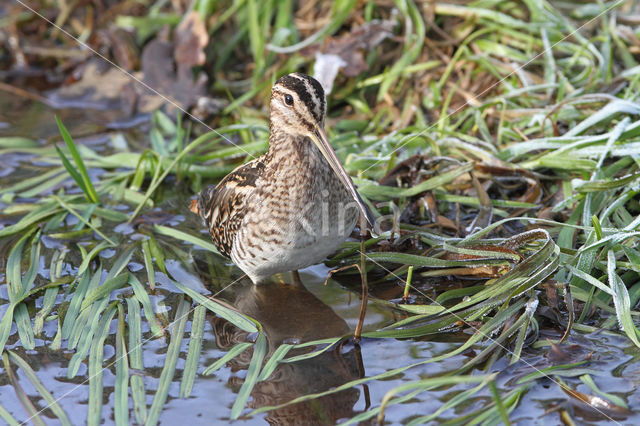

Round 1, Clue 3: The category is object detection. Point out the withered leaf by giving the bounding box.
[313,20,395,92]
[174,11,209,68]
[324,20,395,77]
[560,382,632,416]
[137,37,208,114]
[47,61,132,110]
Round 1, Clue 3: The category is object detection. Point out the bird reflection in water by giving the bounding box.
[208,278,369,425]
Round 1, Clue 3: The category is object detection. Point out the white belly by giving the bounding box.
[231,200,358,284]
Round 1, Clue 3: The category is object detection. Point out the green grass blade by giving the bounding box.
[80,274,129,311]
[231,332,266,420]
[67,306,92,351]
[142,240,156,290]
[146,297,190,426]
[128,131,220,223]
[68,269,102,344]
[489,380,511,425]
[68,298,110,378]
[258,343,293,381]
[451,386,525,425]
[0,403,19,426]
[21,231,41,295]
[62,270,93,339]
[377,0,424,101]
[34,286,59,335]
[0,136,39,148]
[129,275,165,337]
[52,195,115,245]
[0,166,64,195]
[88,304,117,426]
[401,380,492,426]
[77,241,109,277]
[115,303,129,426]
[246,0,263,78]
[2,352,46,426]
[509,311,533,365]
[104,246,135,281]
[171,279,258,333]
[607,249,640,347]
[203,342,253,375]
[360,251,494,268]
[395,303,445,315]
[282,337,342,363]
[126,297,148,424]
[147,235,166,273]
[55,116,100,203]
[0,304,16,354]
[5,228,37,301]
[515,360,593,384]
[357,162,474,200]
[180,304,206,398]
[0,202,60,238]
[50,316,62,351]
[566,99,639,137]
[54,144,89,196]
[18,171,70,198]
[579,374,628,409]
[250,368,493,418]
[154,224,220,253]
[13,303,35,350]
[373,375,494,425]
[7,351,72,426]
[567,265,614,296]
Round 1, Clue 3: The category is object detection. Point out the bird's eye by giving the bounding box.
[284,94,294,106]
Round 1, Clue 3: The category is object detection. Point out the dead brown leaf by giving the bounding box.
[136,23,208,114]
[47,12,211,119]
[312,20,395,92]
[546,341,592,365]
[48,60,132,110]
[100,28,139,71]
[442,244,523,263]
[560,382,632,417]
[323,20,395,77]
[174,11,209,68]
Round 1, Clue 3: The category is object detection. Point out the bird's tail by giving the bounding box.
[189,186,217,219]
[188,198,200,215]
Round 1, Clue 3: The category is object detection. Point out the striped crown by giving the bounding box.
[270,73,327,131]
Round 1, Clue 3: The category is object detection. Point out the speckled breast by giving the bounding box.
[230,141,359,283]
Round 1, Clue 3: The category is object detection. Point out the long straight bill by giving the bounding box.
[312,126,376,229]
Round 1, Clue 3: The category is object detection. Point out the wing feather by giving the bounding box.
[191,160,263,257]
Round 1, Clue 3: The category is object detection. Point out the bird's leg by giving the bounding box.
[291,270,303,287]
[354,214,369,342]
[353,342,371,410]
[322,216,370,341]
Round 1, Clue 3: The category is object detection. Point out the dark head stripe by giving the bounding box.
[275,73,325,122]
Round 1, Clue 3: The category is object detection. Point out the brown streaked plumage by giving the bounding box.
[190,73,374,284]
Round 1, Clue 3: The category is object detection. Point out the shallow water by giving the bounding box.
[1,97,639,425]
[3,269,638,424]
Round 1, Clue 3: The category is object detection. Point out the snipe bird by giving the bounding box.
[191,73,374,284]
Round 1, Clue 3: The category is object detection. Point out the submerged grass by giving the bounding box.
[1,0,640,424]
